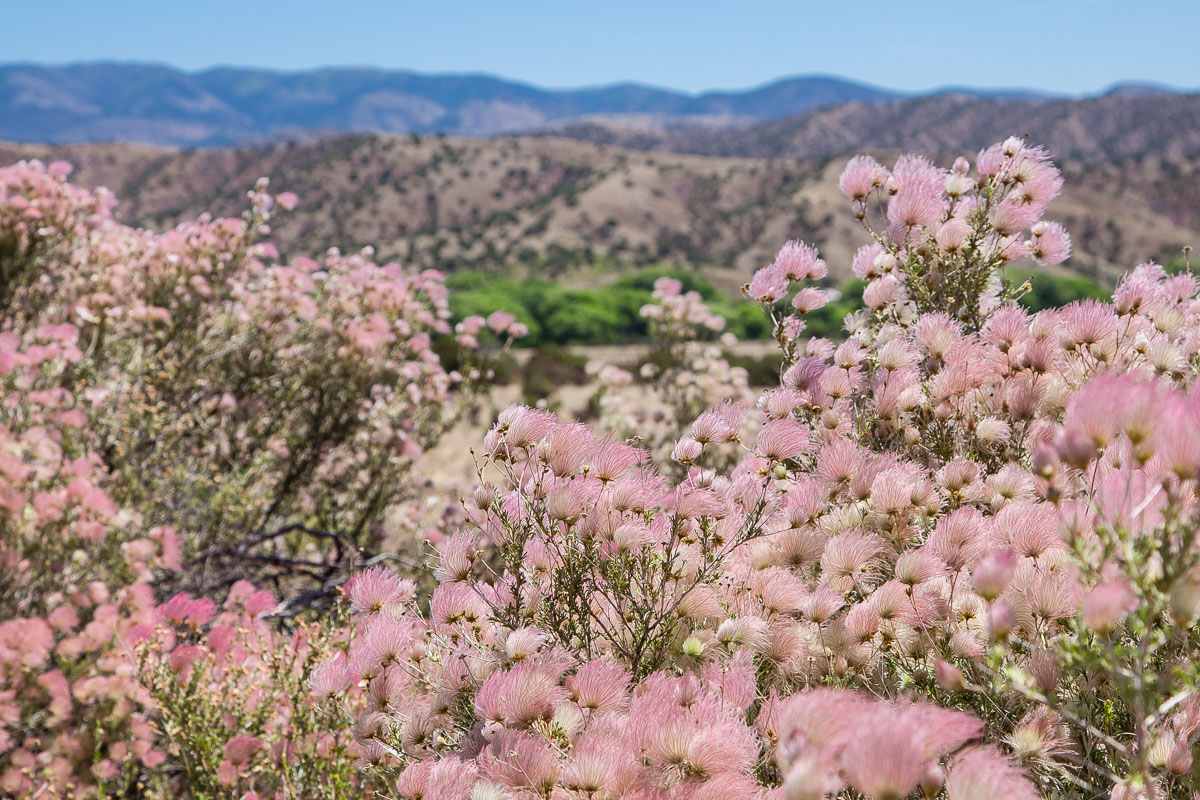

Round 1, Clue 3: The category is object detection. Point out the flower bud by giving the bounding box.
[1032,440,1061,477]
[972,549,1017,601]
[1082,580,1137,637]
[671,436,703,465]
[919,761,945,798]
[1168,740,1193,776]
[988,600,1014,642]
[1054,428,1096,470]
[1169,573,1200,626]
[1028,649,1062,696]
[934,659,965,691]
[472,484,495,510]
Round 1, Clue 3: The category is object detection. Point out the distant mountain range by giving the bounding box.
[2,61,1189,147]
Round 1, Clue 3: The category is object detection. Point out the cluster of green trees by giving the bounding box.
[1006,267,1108,310]
[448,268,768,345]
[448,264,1111,348]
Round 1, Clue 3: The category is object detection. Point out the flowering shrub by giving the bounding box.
[1,161,518,594]
[589,276,756,468]
[6,133,1200,799]
[0,331,166,796]
[321,138,1200,800]
[135,583,387,799]
[0,160,512,796]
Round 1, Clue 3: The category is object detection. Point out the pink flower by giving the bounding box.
[792,287,828,314]
[748,264,787,303]
[479,730,560,791]
[774,240,827,282]
[1082,580,1138,636]
[496,404,557,449]
[157,594,216,626]
[311,656,355,699]
[217,760,239,787]
[540,422,595,477]
[348,566,412,616]
[224,735,262,766]
[946,746,1040,800]
[690,402,744,445]
[935,659,966,691]
[887,154,947,229]
[562,739,633,796]
[1062,298,1118,347]
[1029,221,1071,265]
[936,218,972,251]
[567,659,630,713]
[755,419,811,461]
[972,549,1018,601]
[840,708,927,799]
[894,549,947,587]
[838,155,889,201]
[486,309,517,334]
[928,507,988,573]
[1153,390,1200,477]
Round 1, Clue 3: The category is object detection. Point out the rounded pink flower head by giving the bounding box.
[971,549,1018,601]
[792,287,828,314]
[840,707,926,800]
[158,593,216,626]
[1029,221,1071,265]
[748,263,788,303]
[839,155,889,202]
[567,659,630,713]
[946,746,1040,800]
[935,659,966,692]
[887,154,947,230]
[756,418,811,461]
[936,218,972,252]
[486,309,517,334]
[672,436,703,465]
[223,735,262,767]
[774,239,827,282]
[690,402,744,445]
[311,656,354,700]
[349,565,412,616]
[988,600,1015,642]
[895,549,947,588]
[1081,580,1138,637]
[475,663,567,727]
[498,404,557,449]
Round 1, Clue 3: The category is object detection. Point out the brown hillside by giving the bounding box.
[2,134,1196,287]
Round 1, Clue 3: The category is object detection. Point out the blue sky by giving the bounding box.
[6,0,1196,94]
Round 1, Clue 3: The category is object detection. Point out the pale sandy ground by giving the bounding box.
[422,340,779,484]
[422,376,599,485]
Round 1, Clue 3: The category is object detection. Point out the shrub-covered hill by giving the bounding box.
[3,134,1198,290]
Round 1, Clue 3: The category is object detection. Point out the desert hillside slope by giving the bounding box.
[549,93,1200,163]
[2,134,1197,287]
